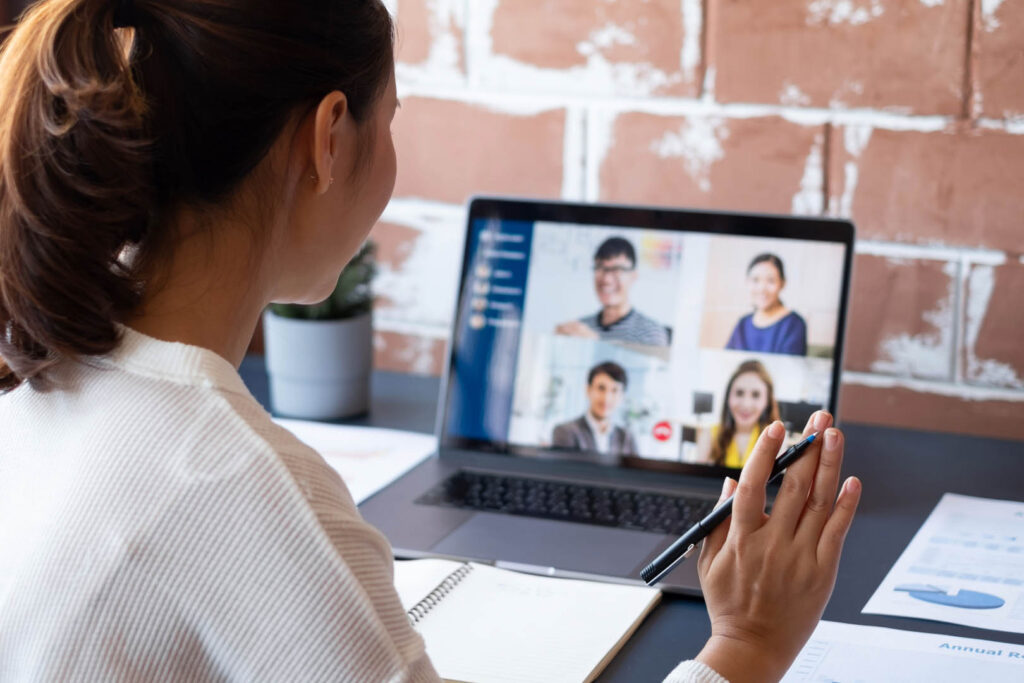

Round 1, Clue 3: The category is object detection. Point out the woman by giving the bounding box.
[707,360,780,468]
[0,2,860,681]
[726,253,808,356]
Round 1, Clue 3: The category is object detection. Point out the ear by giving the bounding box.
[310,90,349,194]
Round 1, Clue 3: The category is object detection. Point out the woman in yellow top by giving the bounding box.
[710,360,780,468]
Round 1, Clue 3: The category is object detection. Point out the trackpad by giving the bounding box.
[431,513,663,577]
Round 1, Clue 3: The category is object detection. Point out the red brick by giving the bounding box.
[599,113,823,214]
[828,126,1024,253]
[374,330,445,375]
[391,97,565,204]
[840,382,1024,441]
[394,0,464,74]
[844,255,956,381]
[488,0,699,96]
[709,0,969,115]
[976,0,1024,117]
[963,262,1024,388]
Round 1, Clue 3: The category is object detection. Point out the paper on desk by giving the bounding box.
[273,418,436,504]
[782,620,1024,682]
[862,493,1024,634]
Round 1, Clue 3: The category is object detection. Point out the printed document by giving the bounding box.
[863,493,1024,634]
[782,620,1024,682]
[274,418,436,504]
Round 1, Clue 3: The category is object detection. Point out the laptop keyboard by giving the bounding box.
[415,470,717,536]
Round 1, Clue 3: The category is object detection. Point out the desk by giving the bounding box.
[240,357,1024,681]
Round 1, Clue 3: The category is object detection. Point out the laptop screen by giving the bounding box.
[441,198,854,476]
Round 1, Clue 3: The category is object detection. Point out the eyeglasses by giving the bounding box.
[593,265,635,276]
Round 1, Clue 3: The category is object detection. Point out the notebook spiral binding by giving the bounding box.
[406,563,475,626]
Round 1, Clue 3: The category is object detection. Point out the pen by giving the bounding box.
[640,431,821,586]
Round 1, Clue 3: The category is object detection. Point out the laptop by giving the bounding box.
[360,197,854,594]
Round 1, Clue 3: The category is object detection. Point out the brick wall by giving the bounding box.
[371,0,1024,441]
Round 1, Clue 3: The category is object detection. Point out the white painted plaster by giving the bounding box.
[701,66,716,103]
[981,0,1007,31]
[963,265,1023,388]
[579,23,637,54]
[562,108,587,200]
[791,133,824,215]
[807,0,885,27]
[373,200,467,335]
[980,115,1024,134]
[829,124,872,217]
[396,80,961,133]
[870,261,956,381]
[919,0,944,7]
[649,117,729,193]
[855,240,1007,265]
[842,371,1024,402]
[680,0,702,84]
[780,82,812,107]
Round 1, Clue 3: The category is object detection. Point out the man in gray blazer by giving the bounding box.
[552,361,638,461]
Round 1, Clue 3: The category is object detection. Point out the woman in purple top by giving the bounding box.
[726,253,808,356]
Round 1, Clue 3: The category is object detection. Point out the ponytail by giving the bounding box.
[0,0,395,392]
[0,0,151,391]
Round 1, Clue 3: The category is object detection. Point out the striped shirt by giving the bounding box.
[0,326,721,683]
[580,308,671,346]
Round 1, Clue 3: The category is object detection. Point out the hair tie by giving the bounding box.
[113,0,135,28]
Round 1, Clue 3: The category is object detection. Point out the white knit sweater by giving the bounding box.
[0,327,723,683]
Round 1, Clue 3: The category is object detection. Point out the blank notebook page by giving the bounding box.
[394,560,660,683]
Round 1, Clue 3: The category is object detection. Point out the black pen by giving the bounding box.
[640,431,821,586]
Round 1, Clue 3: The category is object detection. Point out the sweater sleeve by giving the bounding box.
[269,438,443,682]
[664,660,730,683]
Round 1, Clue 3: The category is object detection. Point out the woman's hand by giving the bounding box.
[695,412,861,683]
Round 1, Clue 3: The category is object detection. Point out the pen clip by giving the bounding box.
[681,543,697,559]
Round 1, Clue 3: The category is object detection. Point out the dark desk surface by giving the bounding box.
[240,357,1024,681]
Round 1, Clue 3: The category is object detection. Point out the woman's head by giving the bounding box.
[711,359,780,465]
[0,0,395,390]
[746,253,785,313]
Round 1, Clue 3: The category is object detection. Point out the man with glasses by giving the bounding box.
[555,237,671,347]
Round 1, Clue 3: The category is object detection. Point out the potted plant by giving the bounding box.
[263,242,376,420]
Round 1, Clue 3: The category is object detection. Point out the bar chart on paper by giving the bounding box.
[781,621,1024,682]
[863,493,1024,634]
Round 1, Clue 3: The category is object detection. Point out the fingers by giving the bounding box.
[817,477,862,568]
[700,477,737,566]
[794,427,844,544]
[768,411,832,535]
[732,420,785,536]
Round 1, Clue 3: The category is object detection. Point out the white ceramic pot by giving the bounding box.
[263,310,372,419]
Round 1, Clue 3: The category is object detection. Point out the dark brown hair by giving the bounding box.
[711,359,780,466]
[587,361,628,388]
[0,0,394,391]
[747,252,785,281]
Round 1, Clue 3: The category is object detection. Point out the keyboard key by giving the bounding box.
[416,471,716,536]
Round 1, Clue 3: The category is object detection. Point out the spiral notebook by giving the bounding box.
[393,559,661,683]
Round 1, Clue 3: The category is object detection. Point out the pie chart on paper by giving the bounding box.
[895,584,1005,610]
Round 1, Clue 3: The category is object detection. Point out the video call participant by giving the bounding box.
[699,360,781,468]
[552,361,638,459]
[555,237,671,347]
[726,253,807,356]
